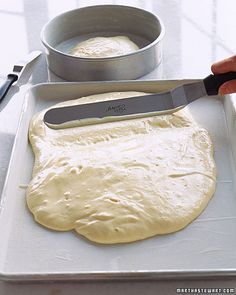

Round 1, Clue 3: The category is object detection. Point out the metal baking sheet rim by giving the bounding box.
[1,269,236,282]
[0,80,235,282]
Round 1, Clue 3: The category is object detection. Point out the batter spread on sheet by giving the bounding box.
[69,36,139,58]
[27,91,216,244]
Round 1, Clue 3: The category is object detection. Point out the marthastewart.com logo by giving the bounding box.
[106,104,126,114]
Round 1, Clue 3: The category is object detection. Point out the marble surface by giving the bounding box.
[0,0,236,293]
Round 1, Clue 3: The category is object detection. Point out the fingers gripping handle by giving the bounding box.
[203,71,236,95]
[0,74,18,104]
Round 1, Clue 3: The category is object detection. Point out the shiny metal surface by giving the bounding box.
[41,5,164,81]
[43,81,206,128]
[12,51,42,83]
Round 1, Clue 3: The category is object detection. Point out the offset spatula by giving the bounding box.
[0,51,42,104]
[44,72,236,129]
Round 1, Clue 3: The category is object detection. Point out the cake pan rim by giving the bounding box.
[40,4,165,61]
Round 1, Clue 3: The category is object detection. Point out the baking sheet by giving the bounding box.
[1,80,236,281]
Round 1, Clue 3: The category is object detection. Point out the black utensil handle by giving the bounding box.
[203,71,236,95]
[0,74,18,103]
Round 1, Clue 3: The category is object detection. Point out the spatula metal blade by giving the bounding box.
[44,81,206,129]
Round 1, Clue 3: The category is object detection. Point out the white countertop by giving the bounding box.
[0,0,236,293]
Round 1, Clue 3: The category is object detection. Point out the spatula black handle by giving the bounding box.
[0,74,18,104]
[203,71,236,95]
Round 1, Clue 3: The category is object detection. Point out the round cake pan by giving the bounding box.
[41,5,165,81]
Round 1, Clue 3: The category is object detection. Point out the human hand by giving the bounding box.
[211,55,236,95]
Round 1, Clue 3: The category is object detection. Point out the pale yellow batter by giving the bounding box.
[69,36,139,58]
[27,91,216,244]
